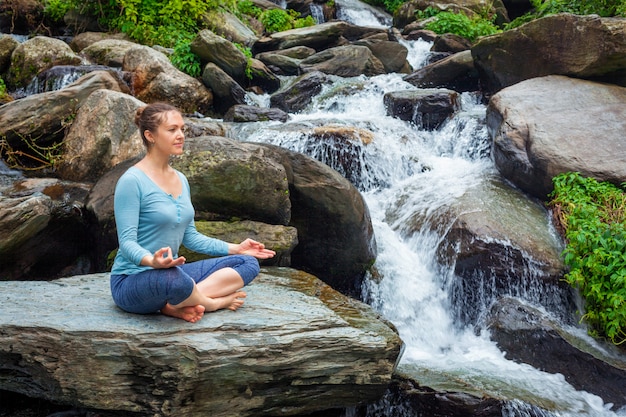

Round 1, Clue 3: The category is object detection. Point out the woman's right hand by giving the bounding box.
[142,247,186,269]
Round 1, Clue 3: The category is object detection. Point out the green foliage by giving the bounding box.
[549,172,626,345]
[358,0,403,13]
[237,0,262,18]
[259,8,315,33]
[417,7,501,42]
[42,0,74,22]
[171,35,202,78]
[234,43,254,79]
[508,0,626,28]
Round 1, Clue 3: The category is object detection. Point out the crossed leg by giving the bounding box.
[162,267,246,322]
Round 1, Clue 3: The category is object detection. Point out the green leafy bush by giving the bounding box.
[170,35,202,78]
[417,7,501,42]
[508,0,626,28]
[237,0,262,18]
[549,172,626,345]
[259,8,315,33]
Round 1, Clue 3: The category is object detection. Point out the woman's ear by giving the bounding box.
[144,129,154,143]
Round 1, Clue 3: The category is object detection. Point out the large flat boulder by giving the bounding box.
[487,75,626,199]
[0,268,403,417]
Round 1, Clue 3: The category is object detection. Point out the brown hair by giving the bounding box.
[135,102,181,148]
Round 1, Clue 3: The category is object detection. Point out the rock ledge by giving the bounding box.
[0,268,403,416]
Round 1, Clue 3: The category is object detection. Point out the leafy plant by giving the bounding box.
[42,0,74,22]
[237,0,262,18]
[0,77,9,100]
[259,8,315,33]
[508,0,626,28]
[549,172,626,345]
[417,7,501,42]
[235,43,254,79]
[171,34,202,78]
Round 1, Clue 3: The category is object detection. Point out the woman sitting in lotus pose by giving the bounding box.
[110,102,275,323]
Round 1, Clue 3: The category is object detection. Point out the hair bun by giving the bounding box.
[135,106,146,127]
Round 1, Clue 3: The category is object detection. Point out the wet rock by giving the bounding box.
[403,50,480,92]
[300,45,386,77]
[270,70,331,113]
[247,57,281,93]
[487,75,626,199]
[81,38,140,67]
[434,177,570,325]
[0,268,403,416]
[223,104,289,122]
[488,296,626,408]
[7,35,84,88]
[0,70,128,151]
[0,33,19,73]
[55,89,145,182]
[0,178,93,280]
[383,88,460,130]
[123,45,213,115]
[472,13,626,96]
[191,29,250,86]
[201,62,247,114]
[353,38,411,74]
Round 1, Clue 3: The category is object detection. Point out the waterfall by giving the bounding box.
[233,42,625,415]
[334,0,392,28]
[310,3,326,24]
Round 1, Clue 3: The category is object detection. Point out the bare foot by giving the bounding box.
[206,291,247,312]
[161,304,205,323]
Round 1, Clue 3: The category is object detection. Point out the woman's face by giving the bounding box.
[148,110,185,156]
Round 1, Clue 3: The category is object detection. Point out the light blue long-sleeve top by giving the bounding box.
[111,166,229,276]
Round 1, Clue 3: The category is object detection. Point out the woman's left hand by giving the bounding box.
[233,238,276,259]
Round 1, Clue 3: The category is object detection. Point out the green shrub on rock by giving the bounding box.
[549,172,626,345]
[416,7,501,42]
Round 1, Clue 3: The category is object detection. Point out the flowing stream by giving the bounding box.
[231,11,626,417]
[2,6,625,415]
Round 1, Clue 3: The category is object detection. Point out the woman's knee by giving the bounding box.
[235,255,260,285]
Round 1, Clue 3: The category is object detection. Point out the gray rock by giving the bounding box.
[0,70,129,150]
[201,62,247,114]
[252,51,303,75]
[383,88,460,130]
[300,45,386,78]
[81,38,140,67]
[191,29,249,85]
[430,176,570,324]
[487,75,626,199]
[201,10,259,47]
[472,13,626,96]
[7,35,84,88]
[0,33,18,74]
[123,45,213,115]
[353,39,410,74]
[403,50,479,92]
[223,104,289,123]
[0,178,93,280]
[0,269,403,417]
[270,70,331,113]
[55,89,145,182]
[488,296,626,408]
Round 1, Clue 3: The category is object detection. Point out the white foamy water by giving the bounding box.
[234,54,625,415]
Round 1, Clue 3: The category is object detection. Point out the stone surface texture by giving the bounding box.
[0,268,403,417]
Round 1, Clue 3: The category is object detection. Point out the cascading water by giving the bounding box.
[231,12,626,414]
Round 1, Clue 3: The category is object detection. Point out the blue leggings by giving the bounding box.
[110,255,259,314]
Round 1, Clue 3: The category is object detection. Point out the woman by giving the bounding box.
[110,102,275,323]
